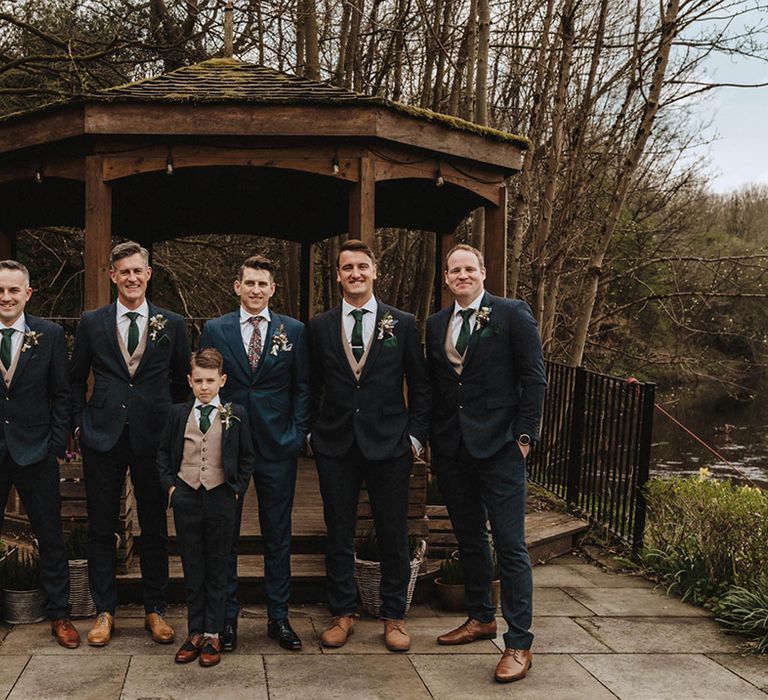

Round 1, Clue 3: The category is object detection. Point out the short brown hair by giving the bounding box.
[238,254,276,281]
[445,243,485,270]
[190,347,224,373]
[337,239,376,268]
[0,259,30,286]
[110,241,150,269]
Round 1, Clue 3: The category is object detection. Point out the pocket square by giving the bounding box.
[382,336,399,348]
[480,323,502,338]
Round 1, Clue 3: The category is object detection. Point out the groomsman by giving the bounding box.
[426,244,546,682]
[71,241,190,646]
[200,255,310,651]
[308,239,430,652]
[0,260,80,648]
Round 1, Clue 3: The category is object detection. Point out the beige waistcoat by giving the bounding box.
[178,408,226,490]
[116,318,148,378]
[341,318,373,380]
[444,319,466,376]
[1,336,23,388]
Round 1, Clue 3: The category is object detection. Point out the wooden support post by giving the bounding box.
[0,231,16,260]
[300,241,315,323]
[484,186,508,297]
[84,155,112,310]
[348,155,375,249]
[437,231,456,311]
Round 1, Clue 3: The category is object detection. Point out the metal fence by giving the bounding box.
[528,362,656,551]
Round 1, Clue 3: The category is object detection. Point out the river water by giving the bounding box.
[651,382,768,488]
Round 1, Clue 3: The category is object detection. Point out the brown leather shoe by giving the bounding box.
[144,612,175,644]
[174,633,204,663]
[383,619,410,652]
[495,648,533,682]
[437,617,497,645]
[51,619,80,649]
[199,635,222,667]
[87,612,114,647]
[320,615,355,648]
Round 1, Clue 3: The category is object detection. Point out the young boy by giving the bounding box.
[156,348,255,667]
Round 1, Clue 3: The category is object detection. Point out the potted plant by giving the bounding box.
[434,547,501,612]
[0,548,45,624]
[65,525,96,618]
[354,530,426,617]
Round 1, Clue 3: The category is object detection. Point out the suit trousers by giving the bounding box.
[82,427,169,614]
[434,440,534,650]
[315,444,413,620]
[0,451,71,620]
[172,482,238,634]
[225,457,297,620]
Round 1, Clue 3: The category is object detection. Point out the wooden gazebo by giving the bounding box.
[0,58,528,315]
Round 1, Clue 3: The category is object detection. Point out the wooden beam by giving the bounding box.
[0,231,16,260]
[484,186,508,297]
[84,155,112,309]
[300,242,315,323]
[348,154,375,247]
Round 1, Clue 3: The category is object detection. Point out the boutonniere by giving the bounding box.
[217,402,241,430]
[377,312,399,347]
[270,323,293,356]
[21,330,42,353]
[148,314,169,344]
[475,306,502,338]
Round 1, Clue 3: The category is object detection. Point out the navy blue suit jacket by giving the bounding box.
[199,310,310,463]
[70,302,191,456]
[308,301,430,461]
[0,315,71,466]
[155,400,256,496]
[426,292,546,459]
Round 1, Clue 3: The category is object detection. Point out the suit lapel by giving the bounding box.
[175,401,194,464]
[437,305,455,370]
[329,305,358,383]
[251,313,276,384]
[223,311,252,380]
[134,302,158,377]
[102,303,131,379]
[9,314,39,387]
[358,302,385,384]
[462,291,493,370]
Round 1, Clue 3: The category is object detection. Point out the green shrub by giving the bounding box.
[0,549,41,591]
[356,530,421,562]
[715,578,768,653]
[439,551,464,584]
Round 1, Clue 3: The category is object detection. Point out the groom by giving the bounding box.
[308,239,430,652]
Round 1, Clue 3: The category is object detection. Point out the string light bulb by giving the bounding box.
[332,154,340,176]
[435,164,444,187]
[166,150,174,176]
[34,168,43,184]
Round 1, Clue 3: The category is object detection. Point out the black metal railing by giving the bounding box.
[528,362,655,551]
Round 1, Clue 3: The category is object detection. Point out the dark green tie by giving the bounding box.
[198,404,215,433]
[455,308,475,356]
[125,311,140,355]
[0,328,14,369]
[350,308,367,361]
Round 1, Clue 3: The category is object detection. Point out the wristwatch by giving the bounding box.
[517,433,532,447]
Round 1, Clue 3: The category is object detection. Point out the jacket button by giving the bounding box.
[458,382,462,387]
[459,405,463,409]
[121,404,126,409]
[355,408,360,413]
[4,419,9,424]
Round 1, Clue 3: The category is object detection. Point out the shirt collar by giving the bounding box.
[240,305,271,324]
[117,299,149,319]
[3,313,26,333]
[454,290,485,317]
[342,296,378,317]
[194,394,222,411]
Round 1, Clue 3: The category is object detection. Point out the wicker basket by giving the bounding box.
[68,559,96,618]
[354,539,426,618]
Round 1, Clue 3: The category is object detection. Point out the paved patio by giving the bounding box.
[1,553,766,699]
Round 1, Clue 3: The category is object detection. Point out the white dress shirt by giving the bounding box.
[0,313,27,368]
[193,394,221,429]
[240,306,271,354]
[341,296,378,350]
[116,299,149,348]
[450,290,485,347]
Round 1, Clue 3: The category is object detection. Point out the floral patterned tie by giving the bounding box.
[247,316,264,372]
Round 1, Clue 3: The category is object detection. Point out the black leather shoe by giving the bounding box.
[221,617,238,652]
[267,618,302,651]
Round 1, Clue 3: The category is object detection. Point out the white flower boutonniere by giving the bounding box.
[217,402,241,430]
[475,306,492,329]
[21,330,43,353]
[377,312,399,341]
[270,323,293,356]
[148,314,168,342]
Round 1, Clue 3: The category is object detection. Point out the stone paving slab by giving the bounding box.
[564,587,710,617]
[0,656,27,698]
[121,655,268,700]
[563,564,653,588]
[214,617,322,654]
[577,616,742,653]
[319,616,500,655]
[574,653,768,700]
[410,653,618,699]
[265,654,432,699]
[7,654,129,700]
[493,617,611,654]
[532,565,597,588]
[708,653,768,692]
[533,587,595,616]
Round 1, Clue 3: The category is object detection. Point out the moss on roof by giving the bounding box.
[3,58,530,150]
